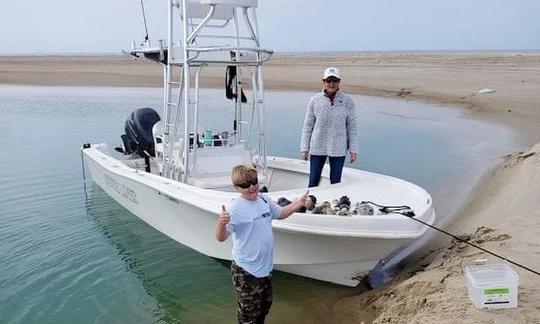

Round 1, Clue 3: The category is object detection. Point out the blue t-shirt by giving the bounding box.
[225,194,282,278]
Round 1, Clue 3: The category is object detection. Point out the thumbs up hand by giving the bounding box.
[301,190,310,208]
[216,205,231,242]
[218,205,231,225]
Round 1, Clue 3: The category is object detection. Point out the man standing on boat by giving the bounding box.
[300,67,358,187]
[215,165,308,324]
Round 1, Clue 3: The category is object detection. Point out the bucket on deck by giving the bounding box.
[465,263,519,309]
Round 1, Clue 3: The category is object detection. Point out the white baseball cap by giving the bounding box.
[323,67,341,80]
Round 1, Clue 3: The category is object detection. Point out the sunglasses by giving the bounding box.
[324,79,340,84]
[235,176,258,189]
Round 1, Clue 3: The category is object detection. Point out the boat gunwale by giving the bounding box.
[83,143,435,239]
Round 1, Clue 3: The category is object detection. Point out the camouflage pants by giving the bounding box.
[231,261,273,324]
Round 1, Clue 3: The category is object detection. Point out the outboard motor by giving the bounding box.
[120,107,161,158]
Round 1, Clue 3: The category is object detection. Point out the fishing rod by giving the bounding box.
[363,201,540,277]
[139,0,150,43]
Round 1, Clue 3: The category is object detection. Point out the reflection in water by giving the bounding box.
[84,185,235,323]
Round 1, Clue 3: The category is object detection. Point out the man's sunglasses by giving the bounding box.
[324,79,340,84]
[235,177,258,189]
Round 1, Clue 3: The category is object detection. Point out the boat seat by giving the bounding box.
[188,173,233,189]
[187,144,253,189]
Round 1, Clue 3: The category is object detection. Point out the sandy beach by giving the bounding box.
[1,53,539,323]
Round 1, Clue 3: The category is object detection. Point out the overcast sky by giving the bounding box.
[1,0,538,54]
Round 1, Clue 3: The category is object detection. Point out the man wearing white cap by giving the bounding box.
[300,67,358,187]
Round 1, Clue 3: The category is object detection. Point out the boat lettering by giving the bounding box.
[105,174,139,204]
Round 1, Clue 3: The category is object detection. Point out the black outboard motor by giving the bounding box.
[120,107,161,158]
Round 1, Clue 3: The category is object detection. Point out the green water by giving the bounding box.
[0,85,516,323]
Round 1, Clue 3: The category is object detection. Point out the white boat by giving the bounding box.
[82,0,436,287]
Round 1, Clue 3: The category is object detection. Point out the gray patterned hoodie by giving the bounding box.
[300,90,358,156]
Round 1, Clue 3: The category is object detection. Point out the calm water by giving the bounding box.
[0,85,516,323]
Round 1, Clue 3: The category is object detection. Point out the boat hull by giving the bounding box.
[82,144,435,286]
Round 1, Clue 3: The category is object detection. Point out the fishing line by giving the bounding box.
[365,201,540,277]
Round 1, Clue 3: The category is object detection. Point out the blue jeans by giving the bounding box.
[308,155,346,187]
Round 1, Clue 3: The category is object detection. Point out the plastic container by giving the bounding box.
[203,130,213,146]
[465,263,519,309]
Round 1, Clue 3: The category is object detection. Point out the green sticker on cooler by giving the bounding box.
[484,288,509,296]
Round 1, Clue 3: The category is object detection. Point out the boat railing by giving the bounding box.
[130,44,272,66]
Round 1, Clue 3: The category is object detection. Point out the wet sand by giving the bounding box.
[1,53,540,323]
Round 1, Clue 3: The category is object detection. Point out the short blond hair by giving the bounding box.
[231,165,257,186]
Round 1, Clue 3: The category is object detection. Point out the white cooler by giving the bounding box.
[465,263,519,309]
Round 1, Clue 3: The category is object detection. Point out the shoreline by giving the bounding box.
[1,53,539,142]
[2,53,540,323]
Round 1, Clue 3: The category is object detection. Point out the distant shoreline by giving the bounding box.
[1,49,540,56]
[1,52,539,140]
